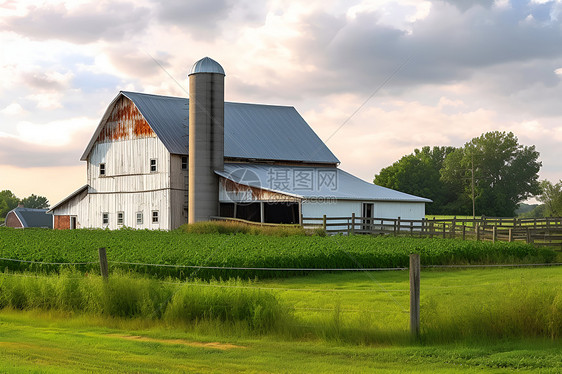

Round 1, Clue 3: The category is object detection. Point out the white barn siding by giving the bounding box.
[87,190,169,230]
[88,137,170,192]
[51,188,89,229]
[302,200,361,218]
[79,136,173,230]
[302,200,425,220]
[302,200,426,231]
[374,202,425,221]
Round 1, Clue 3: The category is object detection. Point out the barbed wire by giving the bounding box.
[109,261,409,271]
[422,263,562,269]
[1,256,561,271]
[0,257,97,265]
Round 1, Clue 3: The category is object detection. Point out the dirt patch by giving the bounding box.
[106,334,245,350]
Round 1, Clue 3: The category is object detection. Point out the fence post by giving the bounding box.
[322,215,327,231]
[462,225,466,241]
[492,226,497,243]
[429,220,434,239]
[476,222,480,241]
[452,217,457,239]
[508,228,513,242]
[98,247,109,280]
[397,217,401,235]
[526,227,531,244]
[409,253,421,341]
[442,223,446,239]
[351,213,355,235]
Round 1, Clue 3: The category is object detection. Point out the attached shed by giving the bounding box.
[5,207,53,229]
[216,164,430,224]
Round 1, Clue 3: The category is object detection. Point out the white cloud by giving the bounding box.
[13,116,94,146]
[494,0,511,9]
[26,92,64,109]
[0,103,25,115]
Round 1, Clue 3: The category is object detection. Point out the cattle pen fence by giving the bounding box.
[301,215,562,250]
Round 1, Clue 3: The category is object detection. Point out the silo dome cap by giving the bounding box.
[189,57,226,76]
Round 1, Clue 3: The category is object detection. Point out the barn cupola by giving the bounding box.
[188,57,225,223]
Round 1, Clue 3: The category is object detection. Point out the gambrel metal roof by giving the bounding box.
[9,207,53,228]
[81,91,339,164]
[216,163,432,202]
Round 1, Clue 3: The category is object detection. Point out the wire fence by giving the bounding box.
[1,256,561,272]
[1,254,560,339]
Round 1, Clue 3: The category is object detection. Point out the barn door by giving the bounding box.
[362,203,373,232]
[70,216,77,230]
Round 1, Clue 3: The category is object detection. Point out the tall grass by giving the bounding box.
[422,283,562,341]
[178,220,312,236]
[0,271,285,331]
[1,270,561,344]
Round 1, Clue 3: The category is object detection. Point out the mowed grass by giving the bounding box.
[1,311,561,373]
[0,266,561,372]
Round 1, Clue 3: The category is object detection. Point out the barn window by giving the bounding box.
[136,212,143,225]
[150,159,157,172]
[181,156,187,170]
[100,163,106,176]
[152,211,159,223]
[102,212,109,225]
[117,212,124,225]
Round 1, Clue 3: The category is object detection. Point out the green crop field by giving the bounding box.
[0,227,557,279]
[0,266,561,373]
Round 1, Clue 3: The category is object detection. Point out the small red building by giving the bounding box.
[5,207,52,229]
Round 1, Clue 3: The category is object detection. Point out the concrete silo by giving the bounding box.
[188,57,225,223]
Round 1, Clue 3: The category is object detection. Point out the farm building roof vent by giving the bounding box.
[189,57,225,76]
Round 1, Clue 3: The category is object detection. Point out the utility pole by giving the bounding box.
[471,155,475,219]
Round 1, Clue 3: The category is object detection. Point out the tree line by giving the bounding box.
[373,131,555,217]
[0,190,49,219]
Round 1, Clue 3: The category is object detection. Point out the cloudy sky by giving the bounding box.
[1,0,561,205]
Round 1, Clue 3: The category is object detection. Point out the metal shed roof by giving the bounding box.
[10,207,53,228]
[81,91,339,165]
[216,163,432,203]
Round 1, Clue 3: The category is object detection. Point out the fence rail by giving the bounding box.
[302,215,562,249]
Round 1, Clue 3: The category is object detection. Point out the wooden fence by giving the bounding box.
[301,215,562,250]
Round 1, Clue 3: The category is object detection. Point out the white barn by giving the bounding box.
[49,57,430,230]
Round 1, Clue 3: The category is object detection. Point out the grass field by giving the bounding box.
[1,267,561,372]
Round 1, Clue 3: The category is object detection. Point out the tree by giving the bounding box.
[0,190,19,218]
[537,180,562,217]
[441,131,541,217]
[374,146,457,214]
[20,194,50,209]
